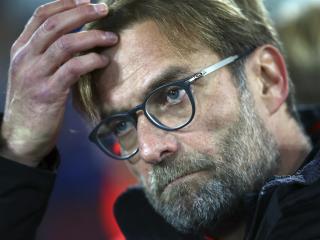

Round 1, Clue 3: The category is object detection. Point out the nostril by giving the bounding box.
[139,138,179,165]
[160,150,173,160]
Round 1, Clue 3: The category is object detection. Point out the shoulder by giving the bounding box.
[247,147,320,240]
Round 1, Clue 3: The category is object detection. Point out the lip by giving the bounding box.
[163,169,209,192]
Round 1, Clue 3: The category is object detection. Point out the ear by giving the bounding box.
[249,45,289,115]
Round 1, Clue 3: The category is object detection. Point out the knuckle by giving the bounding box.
[42,16,58,32]
[65,61,80,78]
[38,84,57,100]
[33,4,48,21]
[30,84,58,105]
[56,35,73,52]
[10,48,27,69]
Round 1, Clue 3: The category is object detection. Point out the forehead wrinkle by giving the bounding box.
[100,64,192,119]
[98,60,160,118]
[100,61,187,117]
[96,20,218,119]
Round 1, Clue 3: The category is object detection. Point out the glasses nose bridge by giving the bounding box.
[131,102,164,132]
[129,102,148,121]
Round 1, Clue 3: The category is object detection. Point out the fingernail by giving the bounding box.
[103,32,118,42]
[74,0,90,6]
[94,3,108,14]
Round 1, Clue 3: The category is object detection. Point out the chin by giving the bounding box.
[146,171,244,234]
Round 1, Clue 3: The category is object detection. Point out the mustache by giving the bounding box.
[148,152,219,196]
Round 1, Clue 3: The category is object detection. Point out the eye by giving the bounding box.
[166,87,186,105]
[114,120,134,137]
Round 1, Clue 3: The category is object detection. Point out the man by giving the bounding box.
[0,0,319,239]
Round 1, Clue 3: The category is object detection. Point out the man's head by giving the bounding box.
[74,0,297,122]
[73,0,310,237]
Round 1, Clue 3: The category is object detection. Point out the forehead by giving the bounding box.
[95,20,216,115]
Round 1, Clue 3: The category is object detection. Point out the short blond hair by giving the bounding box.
[73,0,295,124]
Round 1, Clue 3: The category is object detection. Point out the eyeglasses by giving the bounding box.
[89,54,242,160]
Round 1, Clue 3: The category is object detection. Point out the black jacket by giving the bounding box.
[0,158,55,240]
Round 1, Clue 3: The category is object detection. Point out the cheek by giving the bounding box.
[202,98,239,131]
[176,77,241,156]
[176,130,225,157]
[194,76,240,128]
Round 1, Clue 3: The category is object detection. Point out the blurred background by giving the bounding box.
[0,0,319,239]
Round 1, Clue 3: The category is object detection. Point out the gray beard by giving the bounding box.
[139,90,280,234]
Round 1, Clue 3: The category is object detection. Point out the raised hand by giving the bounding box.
[0,0,117,167]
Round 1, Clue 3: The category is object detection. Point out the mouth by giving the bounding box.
[161,169,210,193]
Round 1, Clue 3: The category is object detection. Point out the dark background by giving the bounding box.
[0,0,319,239]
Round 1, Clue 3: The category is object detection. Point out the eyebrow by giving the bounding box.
[140,66,192,101]
[102,66,193,118]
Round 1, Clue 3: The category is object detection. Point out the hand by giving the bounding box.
[0,0,118,167]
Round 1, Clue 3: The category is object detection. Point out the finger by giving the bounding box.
[40,30,118,74]
[12,0,90,55]
[51,52,109,91]
[29,3,109,55]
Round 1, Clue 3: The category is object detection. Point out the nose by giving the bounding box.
[137,115,179,165]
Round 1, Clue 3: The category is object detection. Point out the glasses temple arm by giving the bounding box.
[187,55,239,83]
[201,55,240,76]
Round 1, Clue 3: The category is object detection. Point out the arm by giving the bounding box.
[0,0,117,167]
[0,0,117,238]
[0,155,56,239]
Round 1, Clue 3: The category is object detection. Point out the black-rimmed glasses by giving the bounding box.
[89,54,242,160]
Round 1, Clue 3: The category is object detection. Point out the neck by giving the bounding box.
[276,116,312,175]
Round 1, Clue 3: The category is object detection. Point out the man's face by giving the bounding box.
[95,21,279,233]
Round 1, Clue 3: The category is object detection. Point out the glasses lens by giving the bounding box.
[146,85,193,129]
[95,117,138,159]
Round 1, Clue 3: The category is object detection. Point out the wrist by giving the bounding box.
[0,142,41,167]
[0,134,59,169]
[0,116,51,167]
